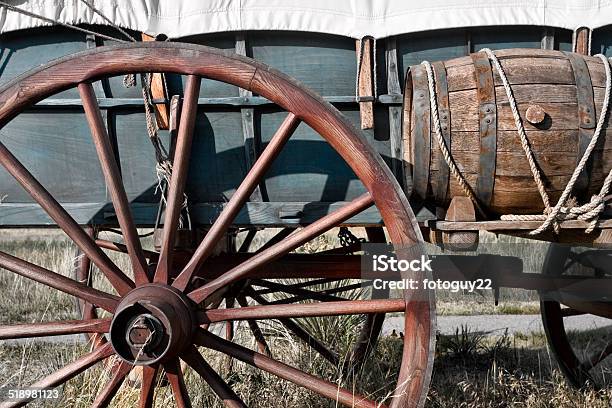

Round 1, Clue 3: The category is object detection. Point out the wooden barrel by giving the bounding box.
[402,49,612,215]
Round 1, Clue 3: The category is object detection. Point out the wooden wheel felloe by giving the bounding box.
[0,42,435,407]
[540,244,612,388]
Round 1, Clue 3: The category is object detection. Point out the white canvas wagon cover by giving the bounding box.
[0,0,611,39]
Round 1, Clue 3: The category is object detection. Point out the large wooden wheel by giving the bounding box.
[540,244,612,388]
[0,42,435,407]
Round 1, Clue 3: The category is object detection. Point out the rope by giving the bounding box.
[479,48,561,232]
[78,0,137,42]
[421,60,486,217]
[498,53,612,234]
[139,73,190,228]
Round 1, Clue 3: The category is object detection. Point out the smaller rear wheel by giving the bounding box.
[540,244,612,388]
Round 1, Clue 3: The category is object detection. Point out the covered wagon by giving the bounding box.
[0,1,610,407]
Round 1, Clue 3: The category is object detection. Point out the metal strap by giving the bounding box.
[471,51,497,208]
[432,61,451,204]
[410,65,431,201]
[565,51,596,200]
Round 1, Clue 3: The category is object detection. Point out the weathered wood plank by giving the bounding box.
[431,218,612,231]
[449,84,578,104]
[574,27,591,55]
[34,96,360,108]
[0,202,384,227]
[541,28,555,50]
[386,37,404,181]
[430,150,577,176]
[142,33,170,129]
[449,100,580,132]
[445,130,579,152]
[446,57,574,92]
[356,37,374,130]
[432,170,605,193]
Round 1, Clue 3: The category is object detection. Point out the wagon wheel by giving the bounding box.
[0,42,435,407]
[227,226,389,377]
[540,244,612,388]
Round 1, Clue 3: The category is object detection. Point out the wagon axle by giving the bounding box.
[109,284,196,365]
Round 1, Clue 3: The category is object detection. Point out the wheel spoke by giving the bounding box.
[255,278,339,295]
[224,297,235,373]
[560,307,587,318]
[194,329,380,408]
[0,318,110,340]
[237,228,257,252]
[203,298,404,323]
[250,279,344,303]
[164,359,192,408]
[342,312,386,377]
[139,366,158,408]
[236,296,272,356]
[255,228,295,253]
[580,341,612,372]
[95,239,158,260]
[188,192,374,303]
[0,250,119,312]
[1,343,114,408]
[91,360,132,408]
[181,346,247,408]
[80,82,149,286]
[0,142,133,295]
[248,289,338,365]
[155,75,201,284]
[174,113,300,291]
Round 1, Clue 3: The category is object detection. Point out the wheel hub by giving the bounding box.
[110,283,196,365]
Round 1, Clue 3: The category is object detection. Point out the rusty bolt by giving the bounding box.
[126,314,162,350]
[128,317,153,346]
[525,104,546,125]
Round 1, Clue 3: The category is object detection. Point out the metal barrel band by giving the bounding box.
[411,64,432,202]
[431,61,451,205]
[471,51,497,209]
[564,51,597,201]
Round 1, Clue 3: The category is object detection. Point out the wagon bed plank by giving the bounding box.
[430,218,612,231]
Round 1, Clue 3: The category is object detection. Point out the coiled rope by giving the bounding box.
[422,50,612,235]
